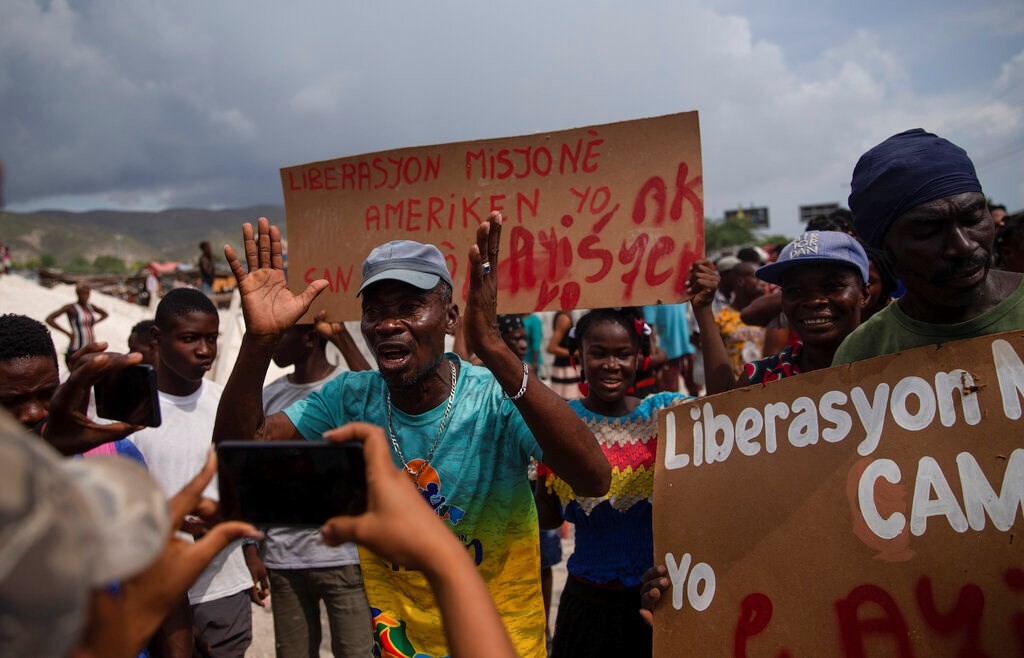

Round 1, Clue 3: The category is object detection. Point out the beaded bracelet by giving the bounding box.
[503,361,529,401]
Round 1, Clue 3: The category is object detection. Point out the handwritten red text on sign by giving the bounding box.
[282,113,703,321]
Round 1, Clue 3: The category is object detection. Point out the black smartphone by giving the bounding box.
[94,363,162,427]
[217,441,368,526]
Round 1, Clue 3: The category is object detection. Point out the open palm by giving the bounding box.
[224,217,329,336]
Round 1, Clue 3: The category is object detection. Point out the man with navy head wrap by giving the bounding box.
[833,128,1024,364]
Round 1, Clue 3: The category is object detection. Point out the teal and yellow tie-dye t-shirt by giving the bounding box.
[284,354,547,657]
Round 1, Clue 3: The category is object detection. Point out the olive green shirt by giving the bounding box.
[833,276,1024,365]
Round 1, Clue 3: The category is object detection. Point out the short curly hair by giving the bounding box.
[155,288,218,330]
[0,314,58,366]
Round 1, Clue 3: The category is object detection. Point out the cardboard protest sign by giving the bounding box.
[281,113,703,321]
[653,331,1024,656]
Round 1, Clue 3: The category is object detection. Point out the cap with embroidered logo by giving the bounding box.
[756,231,869,285]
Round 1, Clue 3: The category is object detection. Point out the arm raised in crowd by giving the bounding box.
[320,423,517,658]
[740,289,782,327]
[463,212,610,497]
[687,259,750,395]
[213,218,330,444]
[314,310,372,372]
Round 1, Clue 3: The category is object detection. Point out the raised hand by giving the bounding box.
[686,258,720,308]
[314,309,343,341]
[314,310,372,372]
[224,217,329,337]
[464,211,504,360]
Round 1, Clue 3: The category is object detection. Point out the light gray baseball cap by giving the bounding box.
[357,240,453,296]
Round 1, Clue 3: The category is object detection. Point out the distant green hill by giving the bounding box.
[0,206,286,267]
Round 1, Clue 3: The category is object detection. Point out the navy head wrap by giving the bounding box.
[848,129,983,249]
[497,314,523,336]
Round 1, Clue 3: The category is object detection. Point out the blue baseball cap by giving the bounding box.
[756,231,869,285]
[357,240,453,296]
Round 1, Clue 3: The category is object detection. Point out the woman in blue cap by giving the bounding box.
[688,230,871,394]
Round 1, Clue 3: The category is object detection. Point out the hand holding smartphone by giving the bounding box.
[217,441,368,526]
[94,363,162,427]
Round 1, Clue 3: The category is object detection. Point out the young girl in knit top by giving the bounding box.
[535,308,689,658]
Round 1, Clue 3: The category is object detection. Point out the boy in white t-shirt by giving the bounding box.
[131,288,257,657]
[260,323,373,656]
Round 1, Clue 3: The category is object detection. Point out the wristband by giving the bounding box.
[503,361,529,401]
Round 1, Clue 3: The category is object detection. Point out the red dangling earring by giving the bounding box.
[570,354,587,396]
[642,356,651,371]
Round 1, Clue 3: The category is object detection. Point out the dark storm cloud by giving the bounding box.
[1,0,1021,235]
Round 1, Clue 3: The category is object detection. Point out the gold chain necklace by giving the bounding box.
[385,359,457,479]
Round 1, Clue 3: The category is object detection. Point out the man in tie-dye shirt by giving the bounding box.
[213,214,610,657]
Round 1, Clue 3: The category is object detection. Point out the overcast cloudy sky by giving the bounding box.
[2,0,1021,237]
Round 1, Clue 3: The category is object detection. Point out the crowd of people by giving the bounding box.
[1,126,1021,658]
